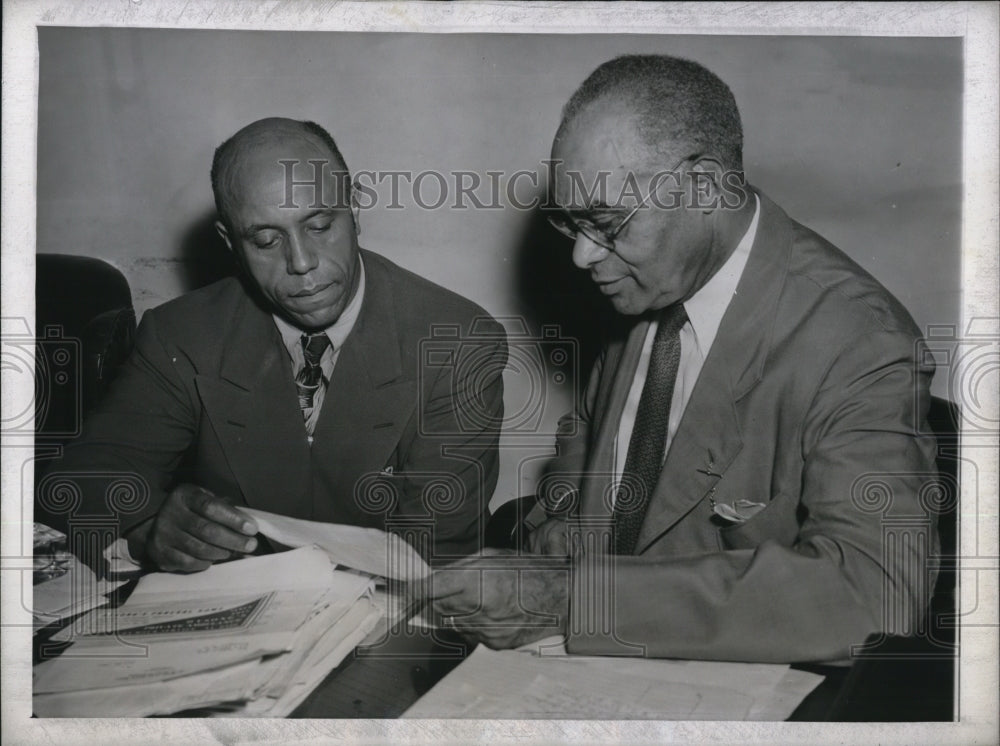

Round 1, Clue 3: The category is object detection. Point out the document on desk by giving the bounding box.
[241,507,431,581]
[33,546,380,716]
[403,643,825,720]
[32,553,126,629]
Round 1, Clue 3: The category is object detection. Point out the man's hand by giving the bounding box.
[527,516,570,555]
[426,548,569,649]
[128,484,259,572]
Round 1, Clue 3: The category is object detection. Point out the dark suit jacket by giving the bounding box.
[40,249,507,561]
[543,191,938,663]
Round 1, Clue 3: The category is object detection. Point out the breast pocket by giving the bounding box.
[717,491,801,551]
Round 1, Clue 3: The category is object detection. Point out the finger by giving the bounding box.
[528,521,556,554]
[426,576,473,601]
[170,526,238,562]
[549,531,569,556]
[430,597,479,618]
[185,515,259,554]
[529,526,553,554]
[442,612,520,650]
[184,490,258,535]
[477,547,514,558]
[426,567,482,600]
[527,530,544,554]
[149,540,212,573]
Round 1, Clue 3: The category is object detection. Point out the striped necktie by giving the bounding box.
[613,303,688,555]
[295,332,331,413]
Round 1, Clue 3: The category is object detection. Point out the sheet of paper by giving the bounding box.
[33,657,265,717]
[32,554,127,627]
[403,644,825,721]
[242,507,431,581]
[130,544,335,597]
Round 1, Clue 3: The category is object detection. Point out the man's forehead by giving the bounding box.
[553,107,648,179]
[234,133,332,179]
[225,137,345,212]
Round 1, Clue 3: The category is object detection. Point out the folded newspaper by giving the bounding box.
[33,511,427,717]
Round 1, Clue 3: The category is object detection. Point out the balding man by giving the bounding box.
[41,118,507,572]
[429,56,938,664]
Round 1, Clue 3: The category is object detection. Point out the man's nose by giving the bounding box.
[286,233,319,275]
[571,233,609,270]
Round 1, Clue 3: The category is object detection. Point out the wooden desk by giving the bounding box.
[291,626,472,718]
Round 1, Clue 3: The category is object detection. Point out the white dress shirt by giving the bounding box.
[612,195,760,503]
[273,257,366,441]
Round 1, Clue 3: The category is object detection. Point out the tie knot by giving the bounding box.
[658,303,688,335]
[301,333,331,366]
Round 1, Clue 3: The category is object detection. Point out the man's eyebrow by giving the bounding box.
[241,209,337,237]
[566,203,627,218]
[300,208,337,221]
[241,223,277,237]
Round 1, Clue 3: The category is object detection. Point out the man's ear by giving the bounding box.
[350,186,362,237]
[215,220,234,252]
[688,156,727,214]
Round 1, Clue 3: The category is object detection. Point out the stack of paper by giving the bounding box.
[33,545,381,717]
[32,523,128,629]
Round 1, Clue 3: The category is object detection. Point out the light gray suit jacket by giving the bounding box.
[544,190,938,663]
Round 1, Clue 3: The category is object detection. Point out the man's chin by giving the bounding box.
[282,307,343,331]
[607,294,643,316]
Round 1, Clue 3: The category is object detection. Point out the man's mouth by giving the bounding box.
[594,277,626,295]
[292,282,334,298]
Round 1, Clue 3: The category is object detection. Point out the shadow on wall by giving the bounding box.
[178,208,239,291]
[512,203,617,379]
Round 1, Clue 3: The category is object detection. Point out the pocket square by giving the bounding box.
[713,499,767,524]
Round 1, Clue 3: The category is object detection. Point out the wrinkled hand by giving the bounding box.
[128,484,258,572]
[427,548,569,649]
[527,516,570,555]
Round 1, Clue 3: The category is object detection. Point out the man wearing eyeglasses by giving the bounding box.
[429,55,938,664]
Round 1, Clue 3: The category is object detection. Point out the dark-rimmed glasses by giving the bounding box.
[548,155,699,251]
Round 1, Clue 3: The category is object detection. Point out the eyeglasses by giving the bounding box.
[547,155,699,252]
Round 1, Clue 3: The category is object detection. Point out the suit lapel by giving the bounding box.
[194,292,313,518]
[309,252,416,521]
[634,190,794,552]
[634,359,742,551]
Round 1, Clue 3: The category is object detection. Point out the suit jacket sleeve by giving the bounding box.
[566,328,938,663]
[36,309,198,554]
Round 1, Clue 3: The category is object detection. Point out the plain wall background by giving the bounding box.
[36,29,962,508]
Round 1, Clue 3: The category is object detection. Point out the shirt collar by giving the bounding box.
[683,193,760,356]
[273,255,366,353]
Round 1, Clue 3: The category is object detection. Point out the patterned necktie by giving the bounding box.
[613,303,689,555]
[295,332,331,412]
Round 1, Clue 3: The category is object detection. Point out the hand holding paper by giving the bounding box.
[241,507,430,581]
[129,483,259,572]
